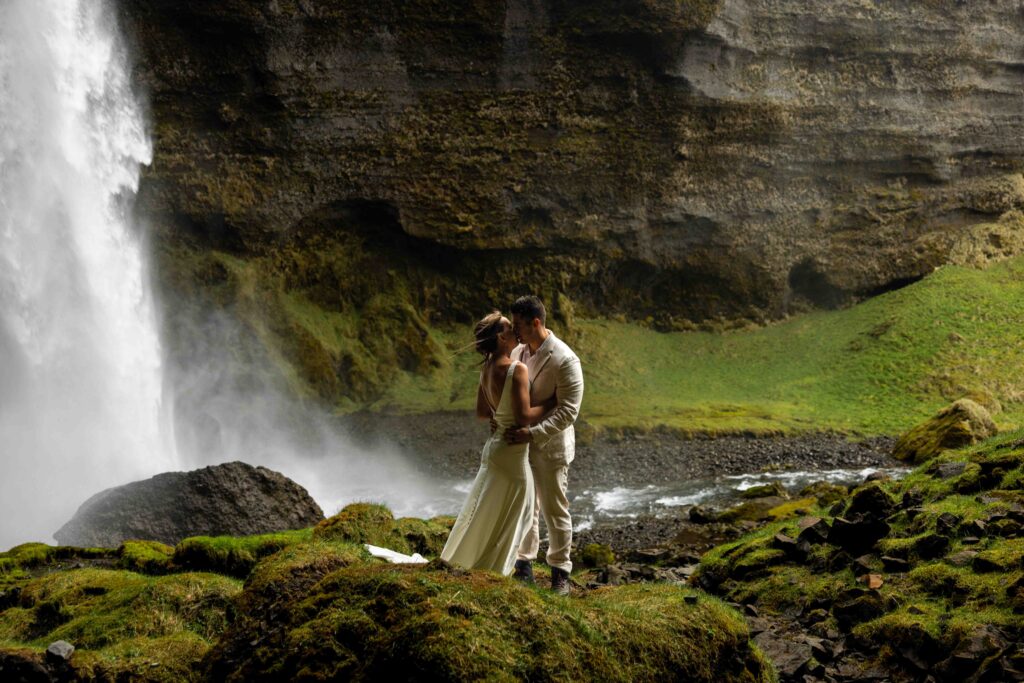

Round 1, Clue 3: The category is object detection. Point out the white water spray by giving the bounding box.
[0,0,169,549]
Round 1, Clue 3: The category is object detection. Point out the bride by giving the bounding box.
[440,311,554,575]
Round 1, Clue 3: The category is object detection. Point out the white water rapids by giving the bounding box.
[0,0,170,548]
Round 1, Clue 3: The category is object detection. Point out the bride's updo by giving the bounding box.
[474,311,505,362]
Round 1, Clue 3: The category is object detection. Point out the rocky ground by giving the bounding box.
[342,410,897,488]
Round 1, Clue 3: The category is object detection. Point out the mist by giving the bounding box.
[0,0,461,551]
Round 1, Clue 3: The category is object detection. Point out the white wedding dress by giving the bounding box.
[440,361,536,575]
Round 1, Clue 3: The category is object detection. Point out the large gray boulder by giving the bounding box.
[54,462,324,547]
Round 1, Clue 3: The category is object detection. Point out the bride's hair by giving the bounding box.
[474,311,505,363]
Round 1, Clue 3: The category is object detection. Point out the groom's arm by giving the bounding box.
[527,356,583,444]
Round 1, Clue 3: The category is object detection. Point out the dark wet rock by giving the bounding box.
[0,650,52,682]
[797,517,831,545]
[913,533,951,560]
[851,554,876,575]
[992,518,1022,537]
[54,462,324,547]
[828,517,890,555]
[935,625,1009,680]
[973,552,1013,573]
[753,631,814,679]
[844,484,897,520]
[827,550,854,573]
[963,519,988,538]
[893,399,997,465]
[689,505,718,524]
[935,512,962,537]
[772,533,799,554]
[881,555,911,572]
[832,590,885,629]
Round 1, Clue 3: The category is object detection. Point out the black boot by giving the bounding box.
[550,567,571,596]
[513,560,535,585]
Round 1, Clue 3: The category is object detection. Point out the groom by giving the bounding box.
[504,295,584,595]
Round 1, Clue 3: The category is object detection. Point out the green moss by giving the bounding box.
[582,543,616,568]
[204,562,774,682]
[118,540,175,575]
[393,516,454,557]
[0,568,240,681]
[313,503,405,549]
[173,528,313,578]
[698,432,1024,679]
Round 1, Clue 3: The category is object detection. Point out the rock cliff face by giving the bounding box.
[117,0,1024,399]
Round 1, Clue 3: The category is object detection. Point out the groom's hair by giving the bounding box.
[511,296,546,325]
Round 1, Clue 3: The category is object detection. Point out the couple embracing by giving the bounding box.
[440,296,584,595]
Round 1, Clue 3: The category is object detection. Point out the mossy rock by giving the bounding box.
[313,503,409,551]
[799,481,848,506]
[697,431,1024,682]
[740,482,789,499]
[118,540,175,574]
[582,543,616,568]
[394,516,454,556]
[892,399,997,464]
[203,561,774,682]
[173,528,313,578]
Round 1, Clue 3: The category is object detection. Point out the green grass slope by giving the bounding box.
[384,257,1024,435]
[163,243,1024,435]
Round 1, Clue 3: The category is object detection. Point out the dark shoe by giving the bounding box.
[550,567,571,596]
[513,560,535,584]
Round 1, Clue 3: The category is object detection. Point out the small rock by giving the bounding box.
[946,550,978,567]
[882,555,911,572]
[856,573,884,589]
[688,505,717,524]
[46,640,74,662]
[913,532,950,560]
[936,512,961,536]
[797,517,831,544]
[852,554,875,574]
[936,462,967,479]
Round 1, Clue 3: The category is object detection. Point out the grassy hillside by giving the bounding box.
[382,257,1024,435]
[165,242,1024,435]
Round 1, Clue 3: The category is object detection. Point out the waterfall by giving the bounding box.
[0,0,170,549]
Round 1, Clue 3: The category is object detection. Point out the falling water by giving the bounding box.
[0,0,169,549]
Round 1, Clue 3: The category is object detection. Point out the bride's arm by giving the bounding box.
[511,364,550,426]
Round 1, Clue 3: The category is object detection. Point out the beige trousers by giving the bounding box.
[516,461,572,572]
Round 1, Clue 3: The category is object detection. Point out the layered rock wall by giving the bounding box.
[118,0,1024,399]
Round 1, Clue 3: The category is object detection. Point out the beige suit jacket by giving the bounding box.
[512,332,584,466]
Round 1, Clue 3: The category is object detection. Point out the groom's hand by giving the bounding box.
[504,426,532,445]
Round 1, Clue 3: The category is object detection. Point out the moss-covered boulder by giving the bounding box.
[892,398,997,464]
[697,430,1024,682]
[173,528,314,578]
[313,503,454,557]
[204,560,774,682]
